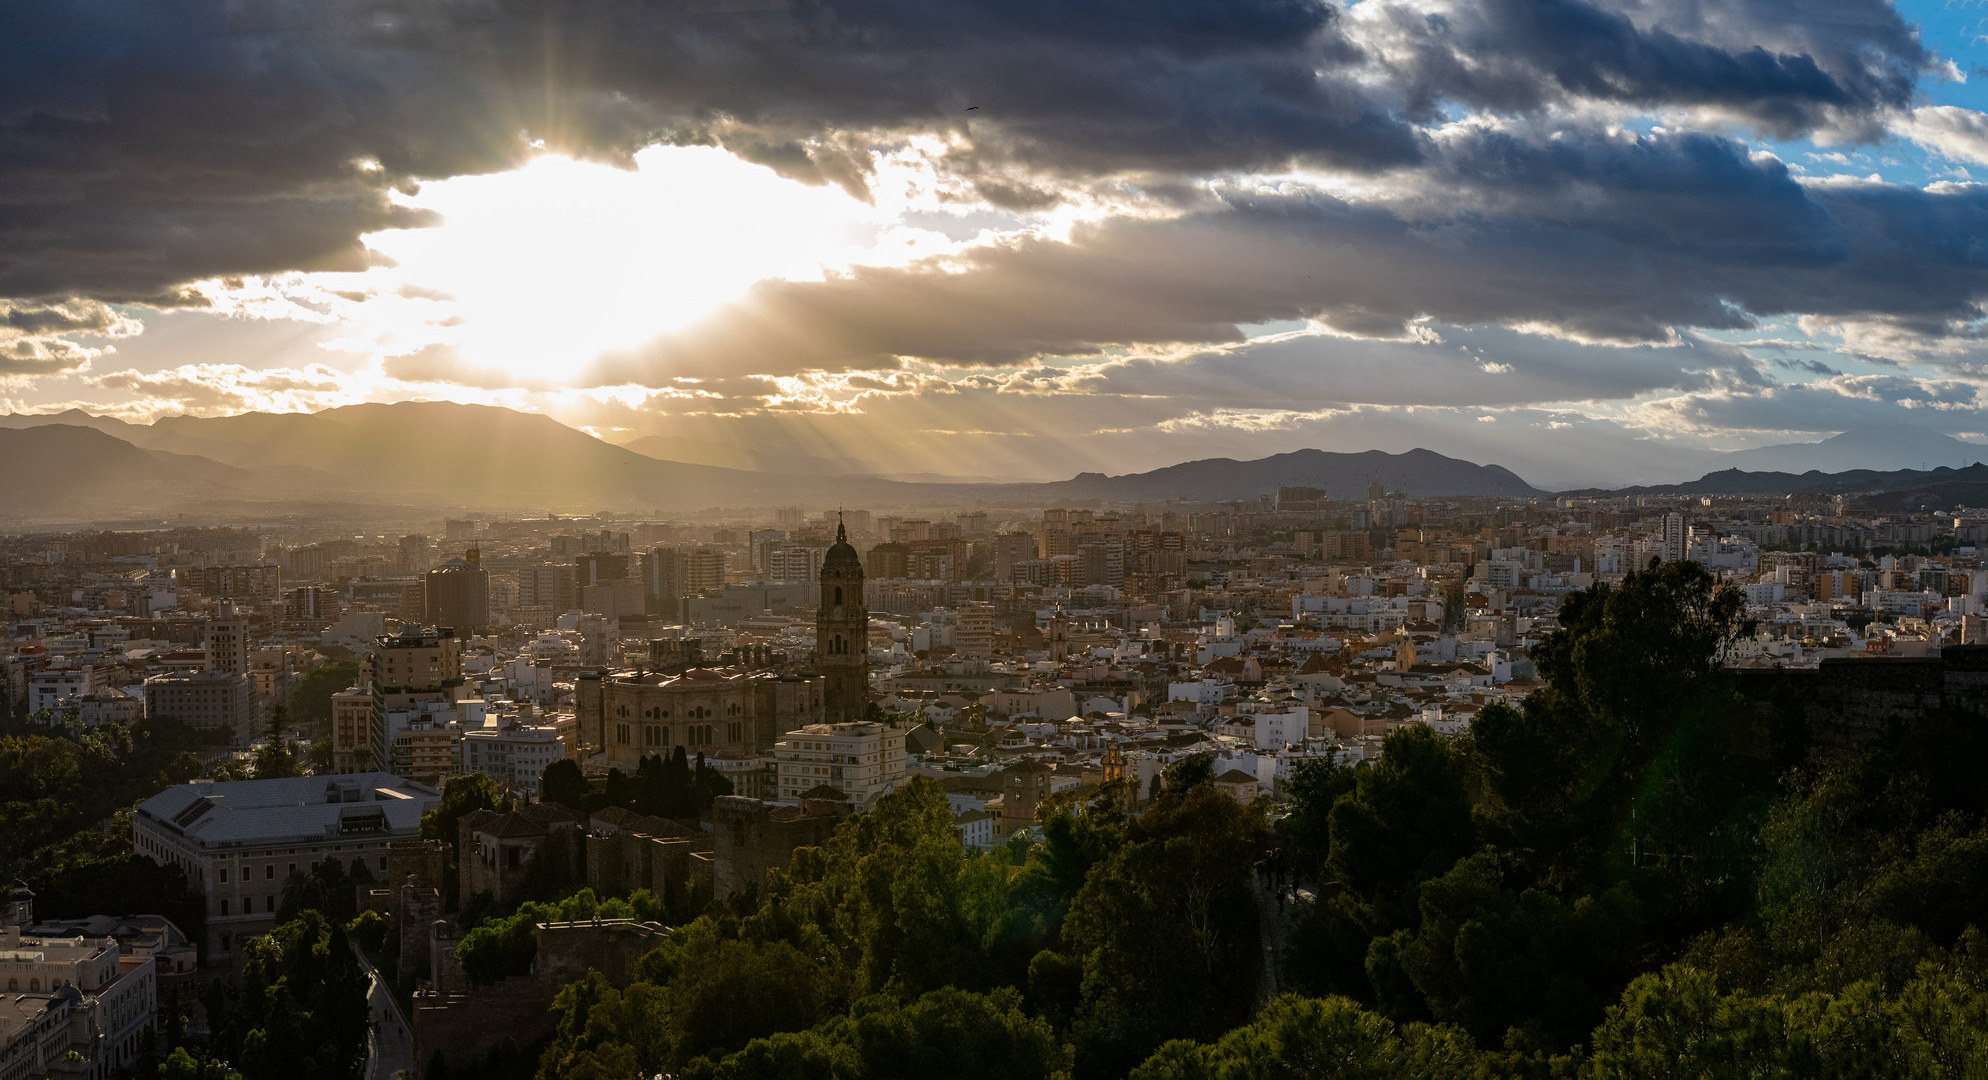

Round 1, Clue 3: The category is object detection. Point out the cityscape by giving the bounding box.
[12,0,1988,1077]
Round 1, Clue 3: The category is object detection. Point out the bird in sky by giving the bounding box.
[966,106,978,111]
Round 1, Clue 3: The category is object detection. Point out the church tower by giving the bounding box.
[817,515,869,723]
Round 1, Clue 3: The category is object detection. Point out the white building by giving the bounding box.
[131,774,438,958]
[1167,681,1231,705]
[1250,706,1311,750]
[27,666,95,715]
[955,809,998,851]
[0,920,154,1080]
[771,722,906,810]
[463,719,563,798]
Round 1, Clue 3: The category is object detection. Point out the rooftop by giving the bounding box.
[134,773,439,850]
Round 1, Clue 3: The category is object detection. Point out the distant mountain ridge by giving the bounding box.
[0,404,1547,521]
[1713,427,1988,475]
[1012,447,1545,501]
[1562,463,1988,512]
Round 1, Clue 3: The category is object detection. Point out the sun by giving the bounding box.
[356,145,950,384]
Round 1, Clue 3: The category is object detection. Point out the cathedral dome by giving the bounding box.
[822,517,862,576]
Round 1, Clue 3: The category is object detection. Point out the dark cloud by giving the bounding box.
[1373,0,1927,137]
[0,0,1940,305]
[1770,357,1844,376]
[584,130,1988,382]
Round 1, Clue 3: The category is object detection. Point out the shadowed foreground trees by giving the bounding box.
[511,558,1988,1079]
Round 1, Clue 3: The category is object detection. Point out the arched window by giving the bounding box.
[7,978,15,991]
[834,587,843,605]
[27,978,38,991]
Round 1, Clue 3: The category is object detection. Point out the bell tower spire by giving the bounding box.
[816,511,868,724]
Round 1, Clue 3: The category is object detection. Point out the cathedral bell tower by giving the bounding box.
[816,515,869,723]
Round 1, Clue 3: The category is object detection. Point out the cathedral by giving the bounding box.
[816,516,870,722]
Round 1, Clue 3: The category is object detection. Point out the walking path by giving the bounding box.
[1251,858,1316,1011]
[352,944,414,1080]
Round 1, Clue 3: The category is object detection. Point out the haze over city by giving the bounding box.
[16,3,1988,1080]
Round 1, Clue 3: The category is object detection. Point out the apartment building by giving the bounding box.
[142,670,256,744]
[462,720,563,798]
[770,721,906,810]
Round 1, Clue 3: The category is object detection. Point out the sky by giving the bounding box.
[10,0,1988,488]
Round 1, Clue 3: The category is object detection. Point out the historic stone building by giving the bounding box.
[710,789,851,897]
[816,517,869,723]
[576,667,824,771]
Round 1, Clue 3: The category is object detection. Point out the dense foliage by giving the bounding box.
[524,558,1988,1078]
[204,911,371,1080]
[532,761,1266,1080]
[597,747,736,819]
[0,716,209,868]
[456,888,664,985]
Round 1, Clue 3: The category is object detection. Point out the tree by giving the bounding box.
[1065,782,1267,1078]
[1325,726,1474,930]
[1127,994,1476,1080]
[288,659,362,733]
[540,758,589,812]
[249,705,301,781]
[211,912,370,1080]
[421,773,512,843]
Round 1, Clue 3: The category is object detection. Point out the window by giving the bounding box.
[219,899,229,916]
[617,723,630,744]
[834,587,843,604]
[219,868,228,883]
[266,896,276,913]
[380,856,388,871]
[264,865,274,880]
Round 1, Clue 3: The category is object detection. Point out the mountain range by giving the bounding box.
[1711,427,1988,475]
[0,403,1546,522]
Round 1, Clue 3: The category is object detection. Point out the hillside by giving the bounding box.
[0,404,1550,515]
[0,426,254,517]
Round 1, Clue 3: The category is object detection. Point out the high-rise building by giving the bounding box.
[816,518,869,724]
[576,551,630,587]
[203,606,250,676]
[747,529,788,572]
[1039,509,1074,558]
[1661,512,1687,563]
[686,547,728,596]
[424,548,490,631]
[331,686,373,773]
[365,627,464,774]
[866,542,911,580]
[518,564,578,615]
[994,532,1038,582]
[955,603,994,659]
[642,546,689,618]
